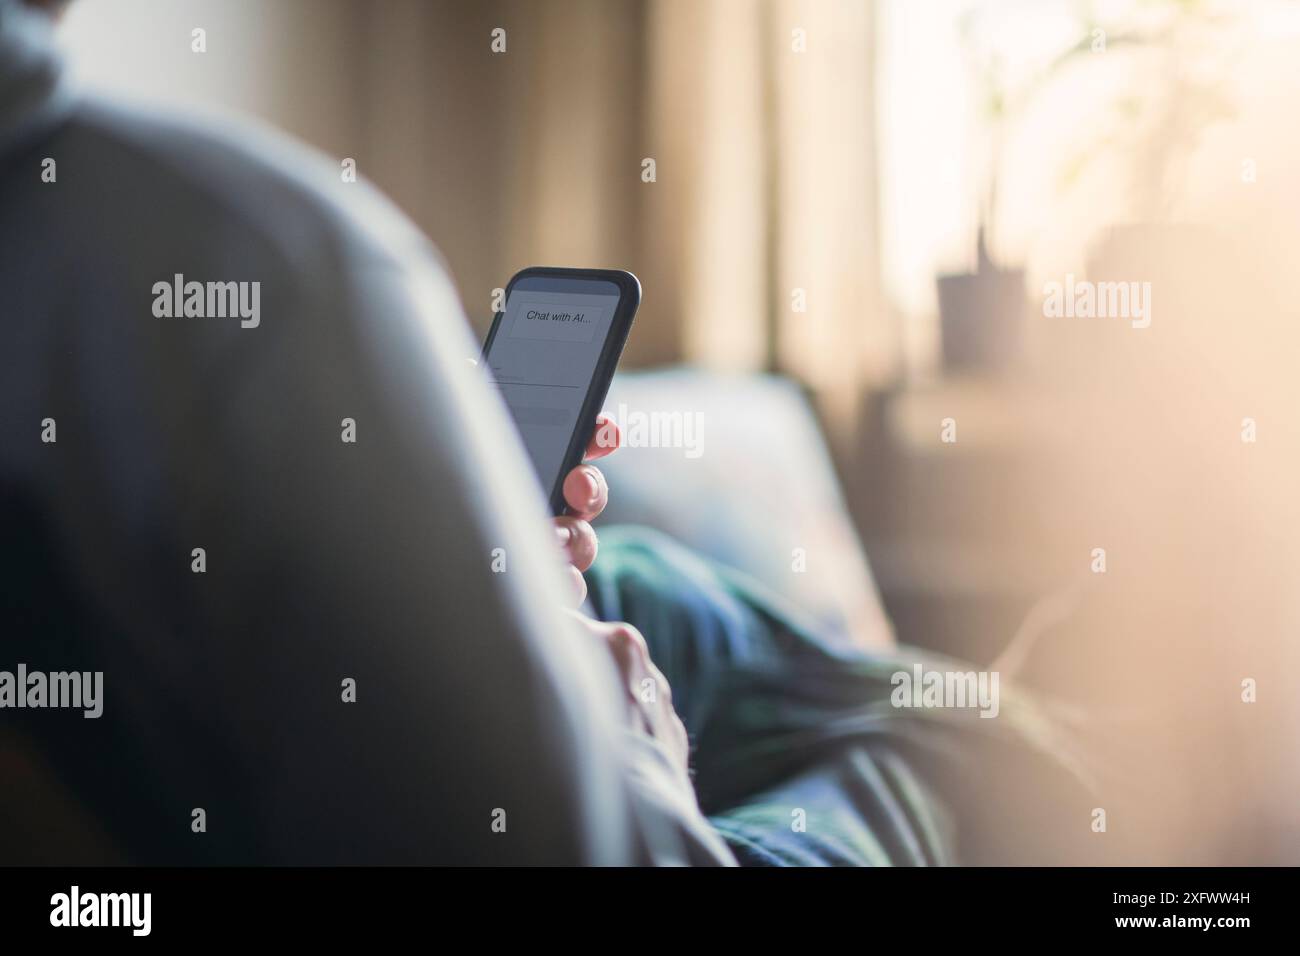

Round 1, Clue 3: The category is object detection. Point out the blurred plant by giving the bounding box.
[959,0,1241,257]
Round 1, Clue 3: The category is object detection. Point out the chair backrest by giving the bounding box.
[598,368,894,652]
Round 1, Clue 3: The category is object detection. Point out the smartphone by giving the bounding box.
[481,267,640,515]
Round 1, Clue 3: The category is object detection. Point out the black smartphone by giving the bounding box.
[481,267,640,515]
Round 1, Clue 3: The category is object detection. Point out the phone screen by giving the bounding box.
[483,273,630,511]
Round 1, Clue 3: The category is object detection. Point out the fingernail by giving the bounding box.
[581,468,600,504]
[555,525,572,545]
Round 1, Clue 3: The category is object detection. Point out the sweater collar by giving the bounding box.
[0,0,73,160]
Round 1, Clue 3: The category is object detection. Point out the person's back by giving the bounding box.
[0,0,729,865]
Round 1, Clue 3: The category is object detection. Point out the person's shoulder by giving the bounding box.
[63,96,434,274]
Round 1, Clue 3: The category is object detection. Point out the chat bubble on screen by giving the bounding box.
[507,299,607,344]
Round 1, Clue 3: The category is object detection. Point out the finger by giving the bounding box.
[605,635,654,734]
[668,713,689,756]
[586,415,620,461]
[645,660,673,707]
[554,515,598,571]
[562,464,607,521]
[565,564,588,606]
[565,615,655,735]
[604,622,650,675]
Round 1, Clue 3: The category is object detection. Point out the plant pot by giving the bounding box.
[936,267,1026,372]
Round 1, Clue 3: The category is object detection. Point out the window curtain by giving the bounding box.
[360,0,894,425]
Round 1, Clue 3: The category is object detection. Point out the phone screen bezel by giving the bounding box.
[481,266,641,515]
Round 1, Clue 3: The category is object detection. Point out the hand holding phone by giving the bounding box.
[482,267,640,515]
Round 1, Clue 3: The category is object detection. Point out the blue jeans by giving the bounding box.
[584,526,1094,866]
